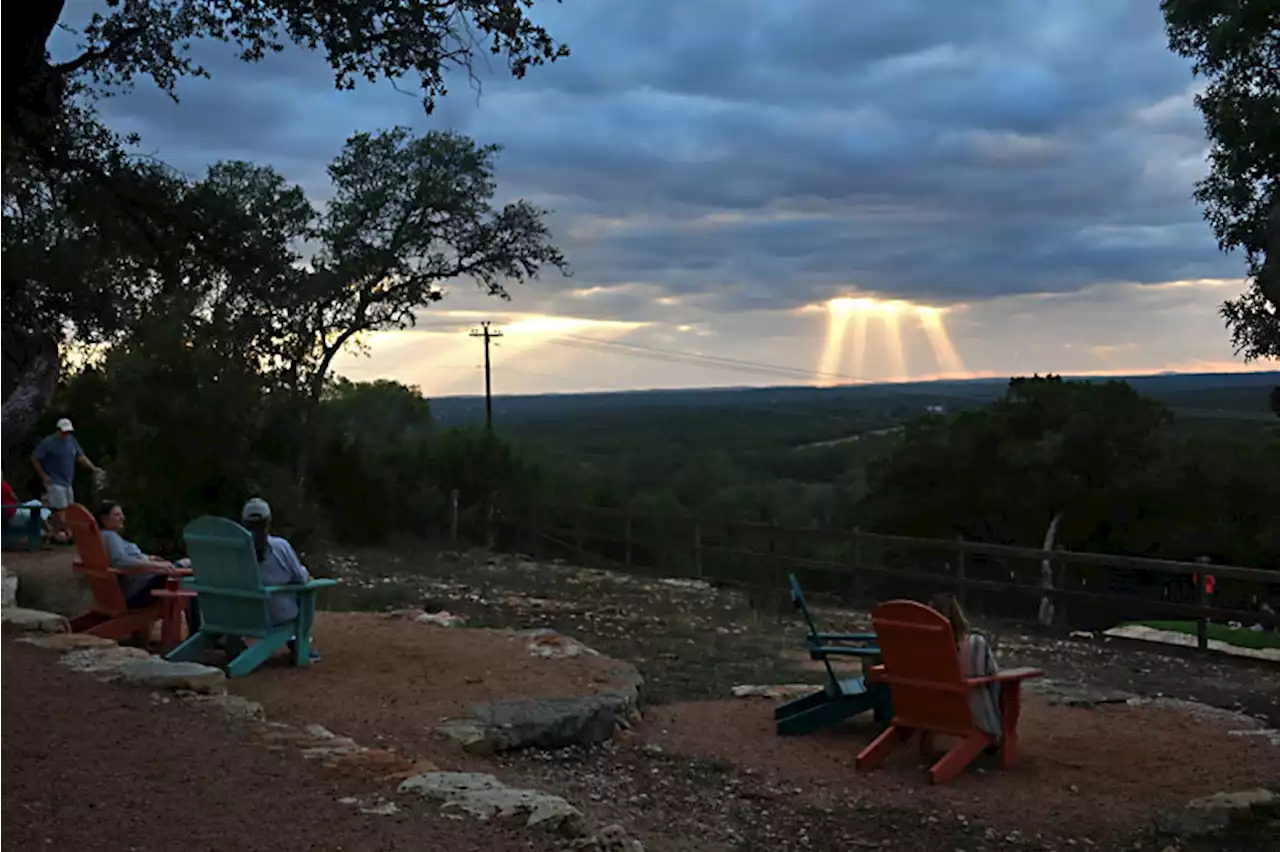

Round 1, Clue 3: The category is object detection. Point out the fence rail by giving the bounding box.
[490,503,1280,649]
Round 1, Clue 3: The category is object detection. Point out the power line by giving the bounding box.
[545,334,862,384]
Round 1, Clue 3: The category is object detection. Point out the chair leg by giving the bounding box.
[226,631,290,678]
[856,723,912,771]
[999,682,1025,769]
[292,593,318,667]
[928,731,991,785]
[165,630,213,663]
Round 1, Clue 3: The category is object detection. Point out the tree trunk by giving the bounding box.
[3,0,69,144]
[1,330,60,470]
[1037,512,1062,628]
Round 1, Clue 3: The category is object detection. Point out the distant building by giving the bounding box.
[925,404,946,415]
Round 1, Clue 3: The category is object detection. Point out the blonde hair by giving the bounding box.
[929,593,970,647]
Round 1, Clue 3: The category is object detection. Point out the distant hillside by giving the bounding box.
[428,371,1279,427]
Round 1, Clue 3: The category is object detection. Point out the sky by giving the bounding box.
[57,1,1279,396]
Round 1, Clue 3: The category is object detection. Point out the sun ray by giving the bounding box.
[817,298,856,385]
[849,308,869,380]
[879,301,908,381]
[916,307,966,376]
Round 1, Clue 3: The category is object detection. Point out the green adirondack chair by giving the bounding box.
[775,573,892,735]
[165,515,337,677]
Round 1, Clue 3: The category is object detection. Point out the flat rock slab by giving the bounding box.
[1,607,69,633]
[440,695,636,755]
[18,633,118,651]
[59,645,153,674]
[117,659,227,693]
[1104,624,1280,662]
[1155,788,1278,837]
[1027,678,1135,708]
[399,771,582,835]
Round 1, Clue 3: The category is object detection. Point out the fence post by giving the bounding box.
[851,527,864,603]
[693,517,704,579]
[573,506,585,563]
[769,521,782,592]
[526,504,539,556]
[955,537,967,610]
[484,494,496,549]
[1195,557,1210,651]
[1053,547,1068,629]
[623,512,633,568]
[448,489,459,542]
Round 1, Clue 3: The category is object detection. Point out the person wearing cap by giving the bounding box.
[31,418,103,544]
[241,497,323,662]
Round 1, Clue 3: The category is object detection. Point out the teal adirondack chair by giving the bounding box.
[166,515,337,677]
[775,573,892,735]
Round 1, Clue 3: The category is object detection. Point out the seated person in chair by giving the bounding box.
[3,477,50,537]
[96,500,200,632]
[929,593,1002,746]
[240,498,322,662]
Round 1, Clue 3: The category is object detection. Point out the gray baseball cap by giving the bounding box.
[241,498,272,523]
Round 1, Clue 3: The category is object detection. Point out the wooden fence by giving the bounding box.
[491,504,1280,647]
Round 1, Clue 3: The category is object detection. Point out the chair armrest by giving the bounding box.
[810,632,877,642]
[809,644,882,658]
[967,666,1045,686]
[262,578,340,593]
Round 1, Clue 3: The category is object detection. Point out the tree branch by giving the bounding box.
[51,26,147,77]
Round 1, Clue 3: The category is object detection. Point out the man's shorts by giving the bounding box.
[44,484,74,510]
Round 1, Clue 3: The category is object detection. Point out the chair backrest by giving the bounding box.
[65,503,128,614]
[789,573,821,639]
[871,599,974,733]
[183,515,270,632]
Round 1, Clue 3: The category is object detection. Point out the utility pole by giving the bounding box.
[469,321,502,430]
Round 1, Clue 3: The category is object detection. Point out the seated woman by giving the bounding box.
[96,500,200,632]
[240,497,322,662]
[929,593,1002,745]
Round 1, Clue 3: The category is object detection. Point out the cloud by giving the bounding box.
[50,0,1273,383]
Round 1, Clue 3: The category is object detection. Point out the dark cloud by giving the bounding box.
[65,0,1238,312]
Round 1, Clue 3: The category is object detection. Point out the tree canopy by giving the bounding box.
[1161,0,1280,361]
[2,0,569,460]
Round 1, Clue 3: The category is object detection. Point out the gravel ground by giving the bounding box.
[0,640,559,852]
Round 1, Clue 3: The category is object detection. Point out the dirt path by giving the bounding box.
[1,640,557,852]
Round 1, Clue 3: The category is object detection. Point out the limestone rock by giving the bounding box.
[177,690,266,721]
[1,607,69,633]
[117,659,228,693]
[731,683,819,701]
[399,771,583,835]
[1,569,17,608]
[437,719,497,755]
[570,823,646,851]
[1155,788,1278,837]
[59,645,153,674]
[521,628,601,659]
[18,633,118,651]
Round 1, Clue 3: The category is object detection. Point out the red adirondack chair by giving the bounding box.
[65,503,194,650]
[855,599,1044,784]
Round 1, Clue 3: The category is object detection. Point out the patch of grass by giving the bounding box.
[1134,620,1280,650]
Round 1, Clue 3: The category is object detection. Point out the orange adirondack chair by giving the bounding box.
[65,503,194,650]
[855,599,1044,785]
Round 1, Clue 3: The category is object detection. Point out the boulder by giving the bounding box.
[1,569,17,607]
[570,823,646,851]
[399,771,583,835]
[116,659,227,693]
[1,607,69,633]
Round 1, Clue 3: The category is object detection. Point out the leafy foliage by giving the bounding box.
[860,377,1172,544]
[1161,0,1280,360]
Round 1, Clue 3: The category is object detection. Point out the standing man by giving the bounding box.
[31,418,103,544]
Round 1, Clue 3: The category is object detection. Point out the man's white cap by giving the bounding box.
[241,497,272,523]
[56,418,74,432]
